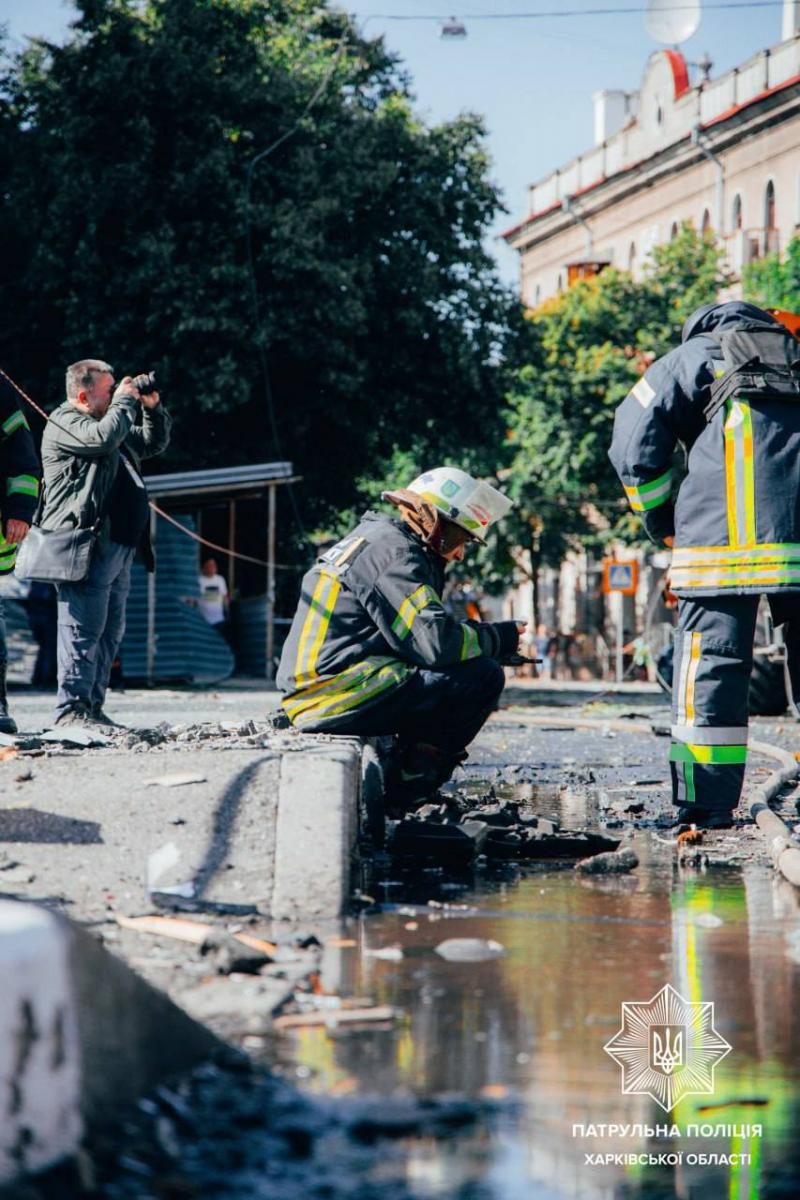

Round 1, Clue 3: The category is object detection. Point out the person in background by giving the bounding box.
[0,374,40,732]
[41,360,170,728]
[197,557,231,642]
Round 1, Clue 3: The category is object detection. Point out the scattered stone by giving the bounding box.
[576,848,639,875]
[434,938,505,963]
[692,912,723,928]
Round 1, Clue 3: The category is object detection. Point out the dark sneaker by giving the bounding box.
[675,806,736,830]
[0,705,17,735]
[90,707,125,729]
[54,702,94,727]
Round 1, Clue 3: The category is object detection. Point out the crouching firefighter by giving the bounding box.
[610,301,800,829]
[277,468,524,811]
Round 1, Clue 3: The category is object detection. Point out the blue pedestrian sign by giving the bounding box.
[602,559,639,595]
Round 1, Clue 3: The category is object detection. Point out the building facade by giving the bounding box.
[503,20,800,306]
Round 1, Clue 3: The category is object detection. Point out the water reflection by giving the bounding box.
[270,833,800,1198]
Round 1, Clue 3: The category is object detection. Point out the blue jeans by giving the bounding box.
[55,540,134,718]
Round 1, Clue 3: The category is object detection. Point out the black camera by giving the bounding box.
[135,371,157,396]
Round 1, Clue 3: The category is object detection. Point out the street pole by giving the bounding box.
[265,485,276,680]
[615,592,624,683]
[146,505,157,686]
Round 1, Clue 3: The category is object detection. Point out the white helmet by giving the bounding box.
[403,467,512,542]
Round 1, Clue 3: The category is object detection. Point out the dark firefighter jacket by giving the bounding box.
[609,301,800,595]
[40,393,171,572]
[277,511,520,728]
[0,376,41,575]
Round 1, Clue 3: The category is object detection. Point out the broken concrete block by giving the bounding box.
[576,848,639,874]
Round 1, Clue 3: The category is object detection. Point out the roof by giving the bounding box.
[143,461,296,499]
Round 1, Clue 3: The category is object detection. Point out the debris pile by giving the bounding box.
[387,793,620,867]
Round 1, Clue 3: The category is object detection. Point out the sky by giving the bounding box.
[0,1,789,281]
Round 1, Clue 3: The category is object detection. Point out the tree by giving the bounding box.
[500,225,726,587]
[0,0,526,553]
[743,235,800,311]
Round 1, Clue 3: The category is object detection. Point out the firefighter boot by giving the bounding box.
[0,659,18,735]
[384,742,467,817]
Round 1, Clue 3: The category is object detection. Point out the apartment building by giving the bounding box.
[503,12,800,306]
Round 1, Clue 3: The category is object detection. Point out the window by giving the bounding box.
[670,221,679,241]
[628,242,637,275]
[731,193,742,231]
[765,180,776,229]
[556,272,563,293]
[701,208,712,235]
[534,284,542,306]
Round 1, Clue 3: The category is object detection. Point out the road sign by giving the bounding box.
[602,559,639,595]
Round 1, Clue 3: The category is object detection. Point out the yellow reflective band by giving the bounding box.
[460,624,480,660]
[623,469,673,513]
[293,571,340,687]
[672,543,800,566]
[1,410,28,437]
[283,657,412,725]
[6,474,38,498]
[723,399,756,547]
[671,567,800,590]
[685,632,701,725]
[391,584,437,640]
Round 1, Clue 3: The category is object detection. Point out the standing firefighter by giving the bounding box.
[277,468,523,810]
[0,375,41,733]
[610,301,800,829]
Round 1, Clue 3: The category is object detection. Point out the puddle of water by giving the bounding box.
[266,820,800,1199]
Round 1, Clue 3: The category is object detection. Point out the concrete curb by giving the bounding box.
[0,899,222,1186]
[271,741,362,921]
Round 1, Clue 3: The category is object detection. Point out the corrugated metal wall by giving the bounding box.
[120,515,234,683]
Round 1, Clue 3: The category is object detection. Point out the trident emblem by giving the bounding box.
[650,1025,685,1075]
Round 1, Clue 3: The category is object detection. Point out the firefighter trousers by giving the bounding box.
[298,655,505,752]
[671,593,799,814]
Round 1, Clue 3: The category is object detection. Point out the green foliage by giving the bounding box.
[743,235,800,311]
[0,0,526,559]
[502,225,725,571]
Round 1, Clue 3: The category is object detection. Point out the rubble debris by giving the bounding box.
[40,727,110,747]
[117,914,208,945]
[691,912,724,928]
[145,772,208,788]
[388,817,489,864]
[576,848,639,875]
[147,841,196,898]
[13,766,33,782]
[486,826,619,861]
[364,945,404,962]
[117,914,277,968]
[273,1006,398,1030]
[435,938,505,963]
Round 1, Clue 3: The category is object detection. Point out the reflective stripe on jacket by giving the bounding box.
[609,301,800,595]
[0,376,41,575]
[277,511,519,728]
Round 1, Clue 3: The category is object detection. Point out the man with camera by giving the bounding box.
[40,360,171,727]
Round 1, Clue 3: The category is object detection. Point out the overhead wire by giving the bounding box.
[356,2,786,19]
[0,366,305,573]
